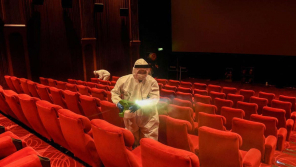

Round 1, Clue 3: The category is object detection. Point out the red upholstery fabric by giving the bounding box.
[222,87,237,97]
[18,94,51,140]
[99,80,111,85]
[4,154,46,167]
[207,84,221,94]
[227,94,244,107]
[10,77,24,93]
[68,78,77,84]
[106,91,112,102]
[158,83,163,90]
[90,78,99,83]
[108,86,114,91]
[236,101,258,120]
[214,98,233,115]
[96,84,110,91]
[157,101,168,115]
[193,94,211,104]
[39,77,49,85]
[271,99,292,119]
[0,147,39,166]
[49,87,67,108]
[85,82,97,88]
[27,81,40,98]
[279,95,296,112]
[77,85,91,96]
[47,79,57,87]
[99,101,124,128]
[66,83,78,92]
[4,76,17,92]
[180,81,193,88]
[158,115,169,145]
[36,100,70,150]
[91,88,107,101]
[0,136,18,159]
[173,98,192,108]
[259,91,275,106]
[36,84,52,103]
[112,76,120,81]
[160,89,175,100]
[239,89,255,102]
[221,107,244,130]
[198,112,226,131]
[19,78,31,95]
[250,96,268,115]
[193,83,207,90]
[3,90,31,128]
[63,90,84,115]
[58,109,102,167]
[91,119,140,167]
[176,92,193,103]
[177,86,192,94]
[198,126,261,167]
[164,85,177,91]
[56,81,67,90]
[76,80,86,85]
[167,80,180,87]
[194,102,217,120]
[110,81,116,86]
[193,89,207,96]
[141,138,200,167]
[156,79,168,85]
[0,131,26,147]
[166,116,199,154]
[210,92,226,104]
[0,86,16,118]
[79,95,102,120]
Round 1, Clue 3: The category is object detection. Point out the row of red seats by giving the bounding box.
[0,127,50,167]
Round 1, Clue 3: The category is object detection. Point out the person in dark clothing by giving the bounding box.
[147,53,159,78]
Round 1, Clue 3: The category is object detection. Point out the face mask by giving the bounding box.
[137,74,146,81]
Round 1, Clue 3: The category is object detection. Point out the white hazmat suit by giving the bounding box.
[111,59,160,146]
[93,69,110,81]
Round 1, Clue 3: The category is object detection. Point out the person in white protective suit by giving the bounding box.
[111,58,160,146]
[93,69,110,81]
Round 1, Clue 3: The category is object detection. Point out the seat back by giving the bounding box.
[156,79,168,85]
[158,83,163,90]
[220,107,244,130]
[48,87,67,108]
[47,79,57,87]
[198,112,226,131]
[172,98,192,108]
[227,94,244,107]
[86,82,97,88]
[159,115,169,144]
[279,95,296,112]
[27,81,40,98]
[141,138,200,167]
[111,76,120,81]
[193,83,207,90]
[63,90,84,115]
[90,78,99,83]
[250,114,278,137]
[222,87,237,97]
[100,80,111,85]
[232,117,265,161]
[180,81,192,88]
[239,89,255,102]
[106,91,112,102]
[176,92,192,103]
[77,85,91,96]
[214,98,233,114]
[271,99,292,119]
[250,96,268,115]
[36,84,52,103]
[177,87,192,94]
[58,109,102,167]
[56,81,67,90]
[193,89,207,96]
[259,91,275,106]
[67,79,77,84]
[198,126,243,167]
[4,76,16,92]
[36,100,70,150]
[110,81,116,86]
[99,101,124,127]
[194,102,217,120]
[76,80,86,85]
[91,88,107,101]
[79,95,101,120]
[96,84,110,91]
[168,104,194,130]
[65,83,77,92]
[19,78,30,95]
[210,92,226,104]
[262,106,286,128]
[10,77,24,93]
[164,85,177,91]
[167,80,180,87]
[0,86,16,118]
[236,101,258,120]
[18,94,51,140]
[39,77,49,85]
[194,94,211,104]
[160,89,175,100]
[207,84,221,93]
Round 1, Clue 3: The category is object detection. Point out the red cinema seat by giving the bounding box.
[108,86,114,91]
[156,79,168,85]
[279,95,296,112]
[99,101,124,128]
[193,94,211,104]
[76,80,86,85]
[58,109,102,167]
[36,84,52,103]
[0,136,22,159]
[262,106,294,141]
[158,115,169,144]
[91,119,140,167]
[110,81,116,86]
[56,81,67,90]
[239,89,255,102]
[177,87,192,94]
[250,96,268,115]
[36,100,70,150]
[198,126,261,167]
[65,83,77,92]
[193,89,207,96]
[141,138,200,167]
[176,92,193,103]
[3,90,31,128]
[79,95,102,120]
[250,114,287,151]
[27,81,40,98]
[157,101,169,115]
[18,94,51,140]
[166,116,199,154]
[67,78,77,84]
[91,88,107,101]
[236,101,258,120]
[180,81,192,88]
[0,86,16,118]
[164,85,177,91]
[86,82,97,88]
[10,77,23,93]
[158,83,163,90]
[210,92,225,104]
[63,90,84,115]
[222,87,237,97]
[221,107,244,130]
[193,83,207,90]
[39,77,49,85]
[198,112,226,131]
[47,78,57,87]
[77,85,91,96]
[160,89,175,100]
[259,91,275,106]
[0,125,5,134]
[271,99,293,119]
[49,87,67,108]
[0,131,26,147]
[168,104,197,134]
[106,91,112,103]
[194,102,217,120]
[167,80,180,87]
[19,78,30,95]
[232,118,277,164]
[227,94,244,107]
[214,98,233,115]
[111,76,120,81]
[96,84,110,91]
[172,98,192,108]
[90,78,99,83]
[4,76,16,92]
[207,84,221,94]
[100,80,111,85]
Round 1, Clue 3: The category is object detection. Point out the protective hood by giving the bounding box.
[132,58,151,81]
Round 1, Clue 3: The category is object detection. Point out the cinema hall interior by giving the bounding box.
[1,0,296,166]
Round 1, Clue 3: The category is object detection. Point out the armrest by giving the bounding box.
[193,122,199,135]
[0,136,17,159]
[264,135,277,164]
[277,128,287,151]
[0,125,5,134]
[286,119,294,128]
[291,111,296,119]
[242,148,261,167]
